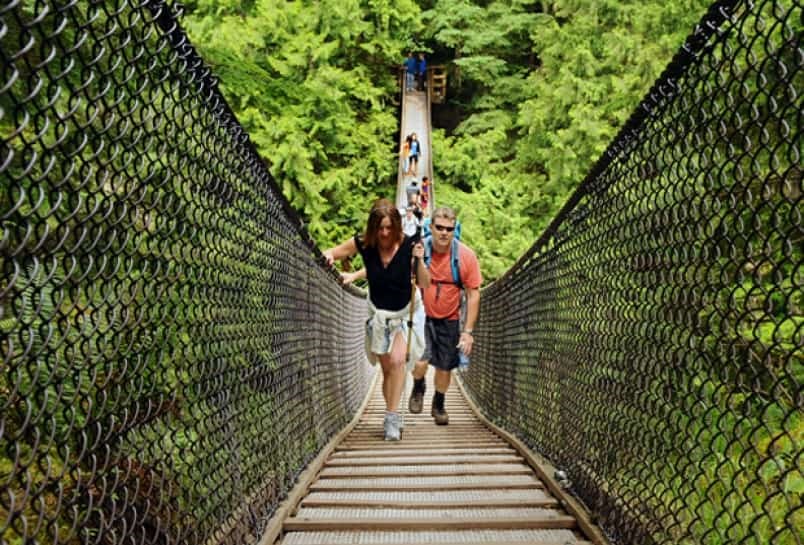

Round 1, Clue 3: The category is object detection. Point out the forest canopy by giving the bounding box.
[183,0,712,281]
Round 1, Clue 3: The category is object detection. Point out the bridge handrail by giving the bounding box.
[425,72,435,214]
[396,68,409,209]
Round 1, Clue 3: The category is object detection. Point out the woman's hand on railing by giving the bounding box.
[341,269,366,285]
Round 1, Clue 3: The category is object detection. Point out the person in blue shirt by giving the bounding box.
[416,53,427,91]
[404,52,417,92]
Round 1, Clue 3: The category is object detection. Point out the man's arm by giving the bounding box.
[460,287,480,356]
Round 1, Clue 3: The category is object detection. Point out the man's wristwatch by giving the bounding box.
[462,330,473,336]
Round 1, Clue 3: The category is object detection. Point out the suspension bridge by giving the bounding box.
[1,1,800,545]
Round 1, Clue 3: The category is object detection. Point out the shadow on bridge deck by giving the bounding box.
[260,368,606,545]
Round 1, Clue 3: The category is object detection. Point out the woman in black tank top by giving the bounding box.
[323,199,429,440]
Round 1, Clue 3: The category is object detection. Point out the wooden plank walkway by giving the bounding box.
[261,368,605,545]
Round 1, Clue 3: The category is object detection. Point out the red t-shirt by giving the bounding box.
[423,242,482,320]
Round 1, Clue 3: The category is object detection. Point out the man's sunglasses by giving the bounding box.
[433,224,455,232]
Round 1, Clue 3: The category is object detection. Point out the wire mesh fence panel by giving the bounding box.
[1,1,371,543]
[463,1,801,544]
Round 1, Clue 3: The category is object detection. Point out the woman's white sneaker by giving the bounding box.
[384,412,401,441]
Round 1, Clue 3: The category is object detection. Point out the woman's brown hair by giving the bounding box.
[363,198,403,248]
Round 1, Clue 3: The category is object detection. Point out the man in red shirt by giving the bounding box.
[408,207,482,424]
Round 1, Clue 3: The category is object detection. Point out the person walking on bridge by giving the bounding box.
[403,52,417,92]
[420,176,430,213]
[402,206,420,237]
[408,206,481,425]
[400,135,411,175]
[416,52,427,91]
[324,199,430,441]
[407,133,421,178]
[406,179,421,207]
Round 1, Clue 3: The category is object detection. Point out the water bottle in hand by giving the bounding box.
[458,348,470,369]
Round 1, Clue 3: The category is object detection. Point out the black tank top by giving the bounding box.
[355,235,416,311]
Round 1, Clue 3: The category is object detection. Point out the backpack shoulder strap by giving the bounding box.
[423,236,433,268]
[450,238,462,288]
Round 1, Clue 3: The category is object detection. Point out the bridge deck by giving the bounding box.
[272,369,597,545]
[396,89,433,211]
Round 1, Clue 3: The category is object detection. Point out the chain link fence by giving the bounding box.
[1,1,372,543]
[463,1,801,544]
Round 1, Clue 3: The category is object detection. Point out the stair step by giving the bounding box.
[310,475,543,491]
[330,447,516,458]
[302,489,557,508]
[284,507,576,530]
[325,454,523,466]
[280,529,588,545]
[319,463,532,478]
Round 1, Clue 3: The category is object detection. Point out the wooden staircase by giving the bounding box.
[262,368,605,545]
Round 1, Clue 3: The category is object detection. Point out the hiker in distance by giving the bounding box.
[323,198,430,441]
[409,206,481,425]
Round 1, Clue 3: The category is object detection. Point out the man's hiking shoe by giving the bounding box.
[384,412,401,441]
[431,404,449,426]
[408,390,424,414]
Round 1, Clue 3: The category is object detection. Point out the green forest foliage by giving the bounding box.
[183,0,712,281]
[422,0,714,279]
[183,0,423,249]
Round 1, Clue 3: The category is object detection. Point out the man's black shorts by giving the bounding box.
[422,317,460,371]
